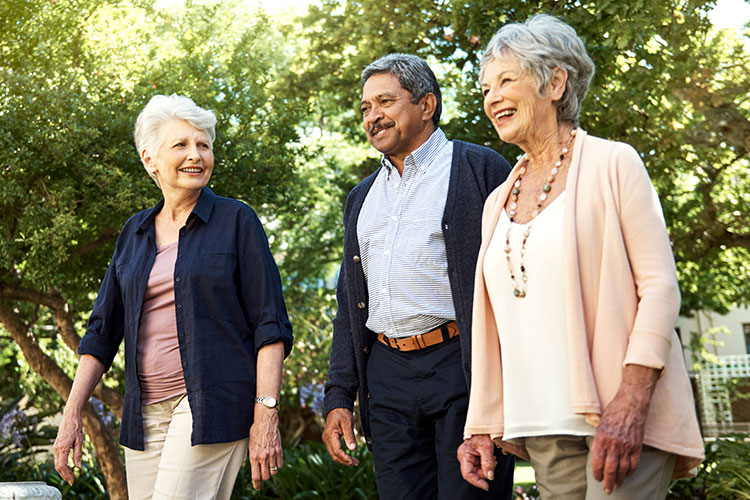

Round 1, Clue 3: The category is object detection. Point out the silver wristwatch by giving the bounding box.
[254,396,279,409]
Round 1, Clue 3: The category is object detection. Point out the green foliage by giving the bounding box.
[231,441,377,499]
[291,0,750,313]
[687,325,729,370]
[0,395,111,497]
[0,0,317,493]
[2,0,750,495]
[0,396,57,474]
[0,0,307,308]
[2,437,377,499]
[668,434,750,499]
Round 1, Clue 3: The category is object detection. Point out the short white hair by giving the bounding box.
[133,94,217,185]
[480,14,595,125]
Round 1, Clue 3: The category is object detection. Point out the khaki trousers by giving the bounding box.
[523,435,675,500]
[124,394,249,500]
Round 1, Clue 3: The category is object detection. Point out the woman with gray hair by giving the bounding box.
[457,14,703,498]
[53,94,293,499]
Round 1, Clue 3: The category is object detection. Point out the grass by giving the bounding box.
[513,460,536,485]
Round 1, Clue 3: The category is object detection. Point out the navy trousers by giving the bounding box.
[366,338,514,500]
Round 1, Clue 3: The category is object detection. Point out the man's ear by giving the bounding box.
[421,93,438,123]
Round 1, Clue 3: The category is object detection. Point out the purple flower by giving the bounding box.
[299,383,325,418]
[0,409,29,449]
[89,396,116,429]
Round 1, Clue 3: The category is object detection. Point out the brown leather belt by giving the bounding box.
[377,321,459,352]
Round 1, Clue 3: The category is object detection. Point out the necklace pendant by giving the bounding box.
[513,288,521,297]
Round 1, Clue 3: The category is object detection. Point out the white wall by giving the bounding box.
[677,305,750,367]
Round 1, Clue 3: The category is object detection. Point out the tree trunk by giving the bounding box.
[0,300,128,500]
[0,284,124,419]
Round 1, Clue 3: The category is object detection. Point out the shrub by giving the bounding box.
[668,433,750,499]
[231,441,377,499]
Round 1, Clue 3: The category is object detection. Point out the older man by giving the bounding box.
[322,54,515,499]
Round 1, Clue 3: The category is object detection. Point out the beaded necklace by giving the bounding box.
[504,129,576,298]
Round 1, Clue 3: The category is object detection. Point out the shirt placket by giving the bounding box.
[383,158,417,337]
[173,220,190,391]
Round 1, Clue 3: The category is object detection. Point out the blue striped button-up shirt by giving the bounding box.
[357,128,454,338]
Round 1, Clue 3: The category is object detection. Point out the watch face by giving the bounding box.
[258,396,278,408]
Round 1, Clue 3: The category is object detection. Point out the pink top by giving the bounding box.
[464,130,704,479]
[137,241,186,404]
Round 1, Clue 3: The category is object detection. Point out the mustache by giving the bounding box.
[369,121,394,136]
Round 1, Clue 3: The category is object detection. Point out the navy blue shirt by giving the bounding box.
[79,187,293,450]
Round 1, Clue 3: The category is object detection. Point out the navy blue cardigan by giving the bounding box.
[324,140,511,445]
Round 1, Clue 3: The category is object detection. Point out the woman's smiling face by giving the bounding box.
[144,119,214,197]
[481,55,557,147]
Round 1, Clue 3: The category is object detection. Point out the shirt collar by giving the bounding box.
[380,128,448,173]
[137,187,217,233]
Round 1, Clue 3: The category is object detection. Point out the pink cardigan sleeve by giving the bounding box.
[613,144,680,369]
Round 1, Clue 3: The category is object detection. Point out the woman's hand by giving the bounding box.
[53,409,85,485]
[590,364,659,494]
[457,434,497,491]
[53,354,105,486]
[248,406,283,490]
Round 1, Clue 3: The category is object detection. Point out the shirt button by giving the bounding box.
[175,277,181,282]
[366,437,373,445]
[381,288,387,294]
[384,250,390,255]
[443,223,449,230]
[367,392,371,398]
[176,304,182,309]
[391,216,397,221]
[182,361,187,366]
[357,302,366,309]
[352,255,360,263]
[178,332,184,338]
[363,346,369,354]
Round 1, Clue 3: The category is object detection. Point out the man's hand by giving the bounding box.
[53,410,84,486]
[458,435,497,491]
[590,364,659,495]
[248,406,283,490]
[322,408,359,466]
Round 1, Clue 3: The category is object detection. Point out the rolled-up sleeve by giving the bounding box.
[78,248,125,371]
[237,209,293,358]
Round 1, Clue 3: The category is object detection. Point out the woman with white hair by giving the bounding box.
[457,15,703,499]
[53,94,293,499]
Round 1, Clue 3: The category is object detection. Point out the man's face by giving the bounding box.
[360,73,430,159]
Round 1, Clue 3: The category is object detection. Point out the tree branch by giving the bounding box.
[0,284,123,419]
[69,226,119,258]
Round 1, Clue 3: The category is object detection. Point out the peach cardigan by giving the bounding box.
[463,129,704,478]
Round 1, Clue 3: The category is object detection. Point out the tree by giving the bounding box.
[0,0,308,496]
[291,0,750,313]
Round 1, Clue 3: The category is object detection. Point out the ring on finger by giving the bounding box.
[269,466,278,472]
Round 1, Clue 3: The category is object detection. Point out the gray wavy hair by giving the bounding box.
[134,94,217,186]
[480,14,595,125]
[361,53,443,127]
